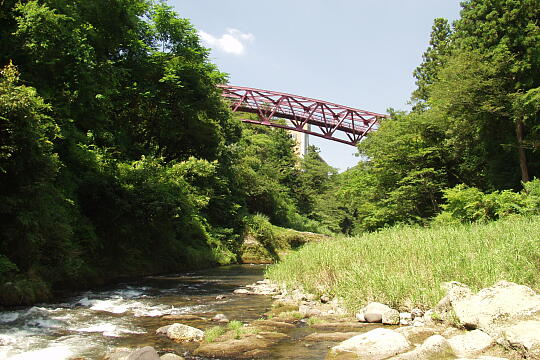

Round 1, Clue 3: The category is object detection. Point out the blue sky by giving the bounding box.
[170,1,462,171]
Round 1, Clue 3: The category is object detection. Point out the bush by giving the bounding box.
[434,180,540,223]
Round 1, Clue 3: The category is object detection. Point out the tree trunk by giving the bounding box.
[516,118,530,183]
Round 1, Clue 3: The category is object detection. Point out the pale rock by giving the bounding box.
[104,348,132,360]
[160,354,184,360]
[411,308,424,319]
[163,323,204,342]
[395,326,437,344]
[452,281,540,333]
[365,313,383,323]
[291,288,308,301]
[362,302,392,315]
[503,320,540,359]
[360,302,397,324]
[400,312,412,326]
[436,282,473,313]
[422,309,439,327]
[391,335,454,360]
[126,346,160,360]
[299,304,323,317]
[329,328,411,360]
[233,288,251,295]
[412,318,426,327]
[441,327,462,338]
[382,308,400,325]
[212,313,229,323]
[356,312,366,322]
[448,329,494,357]
[156,325,170,335]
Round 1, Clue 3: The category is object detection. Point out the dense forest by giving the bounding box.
[1,0,540,306]
[0,0,335,305]
[329,0,540,233]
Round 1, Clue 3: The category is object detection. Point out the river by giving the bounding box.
[0,264,350,360]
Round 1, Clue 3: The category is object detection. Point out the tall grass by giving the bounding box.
[266,216,540,311]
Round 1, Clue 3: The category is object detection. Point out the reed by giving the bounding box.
[266,216,540,311]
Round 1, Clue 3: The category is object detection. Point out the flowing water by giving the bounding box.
[0,265,367,360]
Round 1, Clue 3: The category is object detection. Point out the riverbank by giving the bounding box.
[101,276,539,360]
[266,215,540,311]
[0,216,324,308]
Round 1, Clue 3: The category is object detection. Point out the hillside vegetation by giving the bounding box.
[2,0,540,307]
[0,0,335,305]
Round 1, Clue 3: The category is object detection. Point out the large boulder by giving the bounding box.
[157,323,204,342]
[394,326,437,345]
[103,348,132,360]
[447,330,494,357]
[436,282,473,313]
[503,320,540,359]
[451,281,540,334]
[391,335,454,360]
[329,328,411,359]
[126,347,160,360]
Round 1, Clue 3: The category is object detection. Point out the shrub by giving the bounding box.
[435,179,540,223]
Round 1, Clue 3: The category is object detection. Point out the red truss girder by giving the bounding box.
[218,84,387,146]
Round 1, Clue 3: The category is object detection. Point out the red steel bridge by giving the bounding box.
[218,85,388,146]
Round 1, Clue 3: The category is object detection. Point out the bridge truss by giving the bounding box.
[218,85,387,146]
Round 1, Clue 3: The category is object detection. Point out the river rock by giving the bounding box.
[411,308,424,319]
[160,354,184,360]
[212,313,229,323]
[104,348,132,360]
[391,335,454,360]
[400,312,412,326]
[156,325,170,335]
[436,281,473,313]
[364,313,383,323]
[452,281,540,333]
[233,288,252,295]
[126,346,160,360]
[448,330,494,357]
[160,323,204,342]
[328,328,411,359]
[357,302,400,325]
[395,326,437,345]
[356,312,366,322]
[503,320,540,359]
[382,308,400,325]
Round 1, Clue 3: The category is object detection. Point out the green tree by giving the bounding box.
[411,18,452,110]
[437,0,540,185]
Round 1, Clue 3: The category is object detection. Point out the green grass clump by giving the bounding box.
[266,216,540,311]
[204,326,227,342]
[204,321,247,342]
[307,317,323,326]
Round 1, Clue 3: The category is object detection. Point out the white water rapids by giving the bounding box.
[0,266,269,360]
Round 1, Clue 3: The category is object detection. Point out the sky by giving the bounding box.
[169,0,463,171]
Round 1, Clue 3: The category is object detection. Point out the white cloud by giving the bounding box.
[198,28,255,55]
